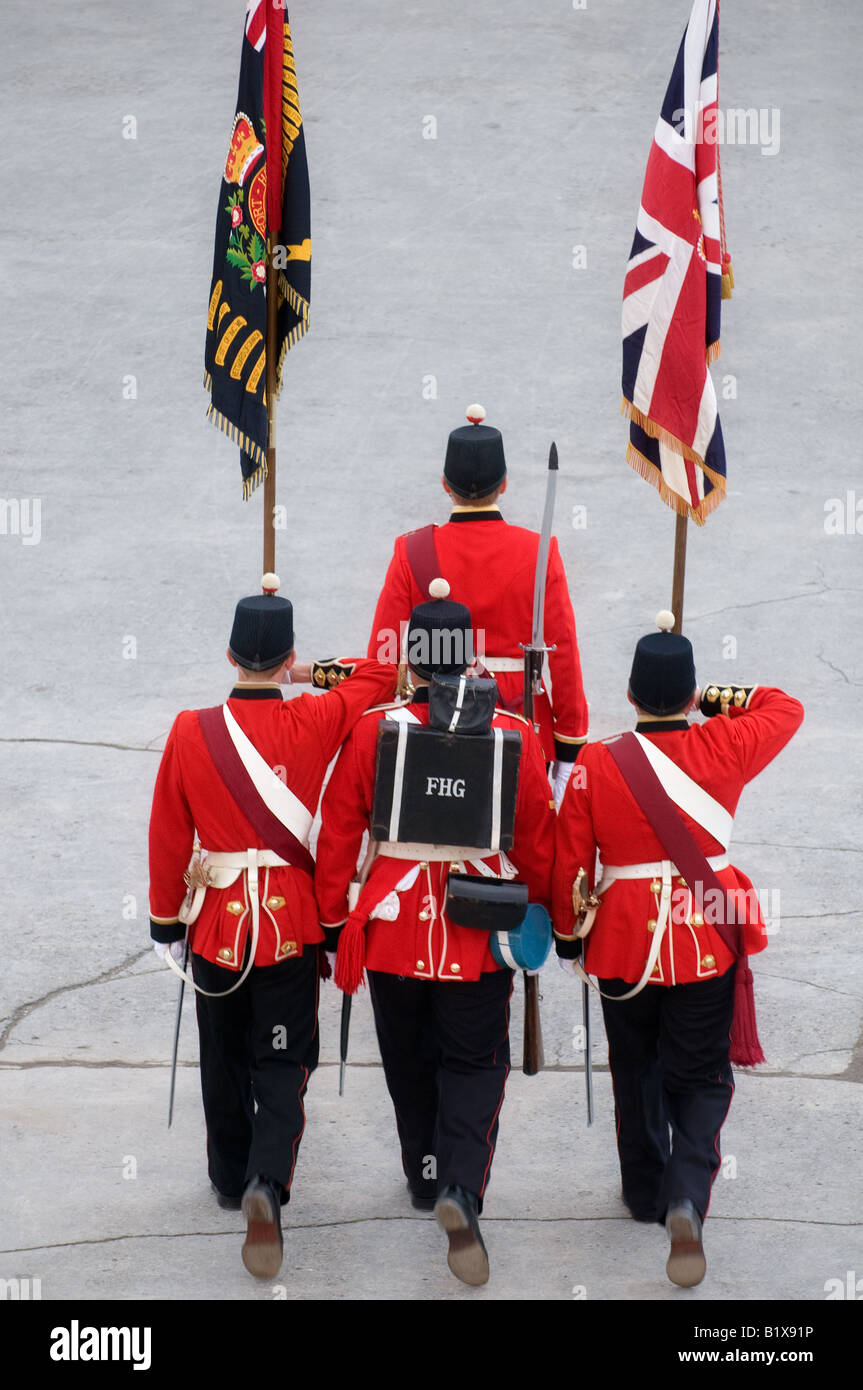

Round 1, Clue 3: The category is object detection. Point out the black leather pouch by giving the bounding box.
[444,873,528,931]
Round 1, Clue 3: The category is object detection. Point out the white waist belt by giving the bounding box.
[576,854,730,1005]
[483,656,525,673]
[168,847,292,999]
[378,842,495,862]
[205,850,290,869]
[601,855,729,884]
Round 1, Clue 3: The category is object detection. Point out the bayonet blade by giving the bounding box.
[531,442,558,648]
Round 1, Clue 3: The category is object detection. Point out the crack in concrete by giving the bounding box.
[692,585,828,622]
[0,949,152,1052]
[3,1212,860,1256]
[735,841,863,854]
[816,650,862,687]
[754,969,862,999]
[0,737,159,753]
[776,911,862,921]
[1,1059,860,1084]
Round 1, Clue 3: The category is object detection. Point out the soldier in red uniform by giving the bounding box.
[553,611,803,1287]
[367,405,589,803]
[148,575,397,1280]
[317,593,555,1286]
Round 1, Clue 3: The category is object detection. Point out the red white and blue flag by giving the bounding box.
[621,0,732,525]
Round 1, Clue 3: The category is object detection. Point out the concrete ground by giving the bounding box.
[1,0,861,1314]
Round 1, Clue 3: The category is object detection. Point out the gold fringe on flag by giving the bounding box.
[274,272,309,399]
[621,397,702,466]
[203,375,268,497]
[242,462,267,500]
[625,440,725,527]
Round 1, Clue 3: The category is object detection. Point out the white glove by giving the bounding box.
[558,956,580,978]
[154,939,187,965]
[551,760,575,810]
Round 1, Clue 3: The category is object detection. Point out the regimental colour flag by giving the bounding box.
[621,0,733,525]
[204,1,311,498]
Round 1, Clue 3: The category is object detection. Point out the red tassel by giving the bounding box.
[334,910,368,995]
[729,955,765,1067]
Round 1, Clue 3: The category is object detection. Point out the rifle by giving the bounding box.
[520,442,559,1076]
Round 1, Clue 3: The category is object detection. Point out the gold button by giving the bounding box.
[692,912,704,926]
[267,895,286,910]
[701,954,716,970]
[647,919,657,933]
[677,877,686,887]
[450,862,461,872]
[280,940,296,955]
[218,947,234,961]
[226,900,244,916]
[450,963,461,973]
[418,909,431,921]
[420,861,429,870]
[416,960,425,970]
[649,880,661,893]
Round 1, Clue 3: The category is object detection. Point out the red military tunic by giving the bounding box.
[367,507,589,763]
[148,661,396,969]
[315,695,555,980]
[553,687,804,985]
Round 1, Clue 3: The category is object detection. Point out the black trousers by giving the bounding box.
[367,969,513,1210]
[192,948,319,1202]
[598,967,735,1224]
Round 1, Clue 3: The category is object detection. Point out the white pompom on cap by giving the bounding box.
[655,609,676,632]
[261,572,281,595]
[429,577,451,599]
[465,403,486,425]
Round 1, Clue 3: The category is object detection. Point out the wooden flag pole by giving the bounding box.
[671,512,688,633]
[263,256,278,574]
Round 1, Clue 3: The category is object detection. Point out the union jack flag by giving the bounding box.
[621,0,733,525]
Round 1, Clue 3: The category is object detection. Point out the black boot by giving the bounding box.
[241,1175,284,1279]
[434,1185,489,1286]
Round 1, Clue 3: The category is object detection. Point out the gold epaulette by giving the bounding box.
[311,658,357,689]
[700,684,756,717]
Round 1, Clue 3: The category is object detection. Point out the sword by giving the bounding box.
[571,870,599,1127]
[167,939,189,1129]
[520,442,559,1076]
[339,836,379,1096]
[583,978,594,1126]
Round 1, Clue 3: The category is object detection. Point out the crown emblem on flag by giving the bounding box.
[225,113,264,186]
